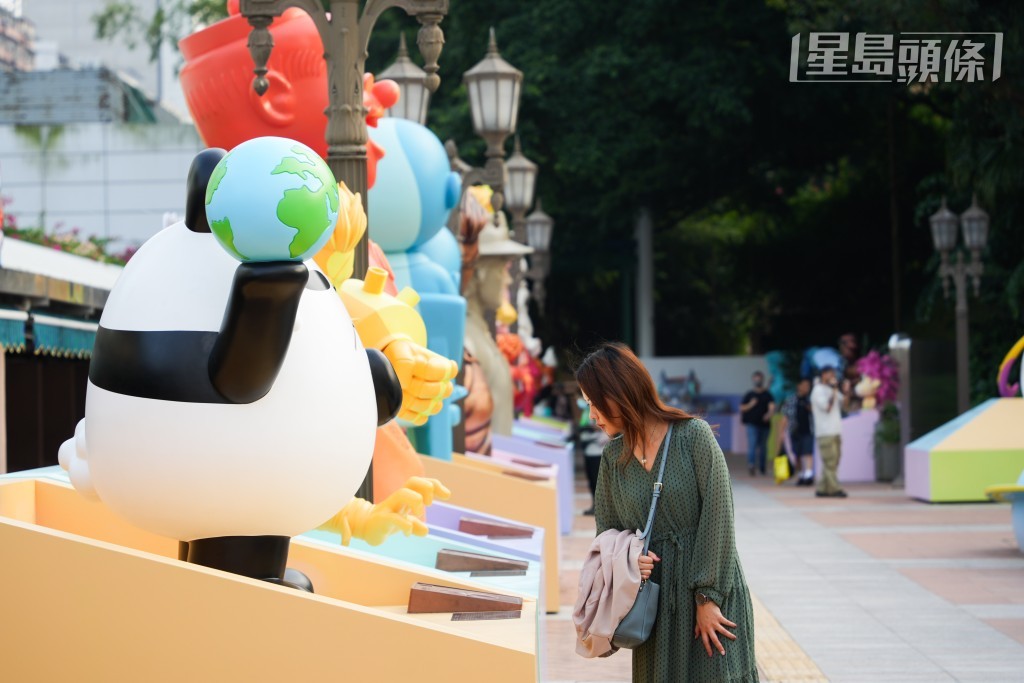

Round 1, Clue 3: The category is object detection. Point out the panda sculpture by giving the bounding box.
[59,147,402,588]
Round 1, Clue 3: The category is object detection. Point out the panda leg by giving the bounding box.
[281,568,315,593]
[184,536,312,592]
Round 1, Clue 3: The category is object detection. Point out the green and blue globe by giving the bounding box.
[204,136,339,262]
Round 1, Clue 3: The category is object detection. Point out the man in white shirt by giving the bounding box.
[810,366,847,498]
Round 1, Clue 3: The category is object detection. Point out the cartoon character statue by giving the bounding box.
[368,119,461,293]
[311,181,454,498]
[515,263,539,347]
[854,376,881,409]
[764,350,791,406]
[998,335,1024,397]
[313,181,455,428]
[853,349,899,411]
[367,118,466,459]
[179,8,457,492]
[180,2,401,194]
[463,204,532,437]
[497,331,544,418]
[58,139,443,590]
[454,191,496,454]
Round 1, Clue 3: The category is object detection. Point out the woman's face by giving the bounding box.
[581,390,623,436]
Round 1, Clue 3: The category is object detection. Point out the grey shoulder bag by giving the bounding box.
[612,422,673,650]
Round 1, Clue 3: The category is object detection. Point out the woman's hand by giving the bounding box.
[637,550,660,580]
[694,600,737,657]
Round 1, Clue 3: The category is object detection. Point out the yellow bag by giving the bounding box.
[774,454,791,484]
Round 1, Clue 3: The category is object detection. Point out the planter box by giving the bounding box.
[0,475,538,681]
[493,433,574,535]
[419,454,561,614]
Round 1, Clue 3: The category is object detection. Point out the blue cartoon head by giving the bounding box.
[367,118,460,252]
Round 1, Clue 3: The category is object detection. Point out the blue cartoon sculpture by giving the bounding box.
[368,118,465,459]
[418,223,463,291]
[368,118,461,294]
[59,139,403,589]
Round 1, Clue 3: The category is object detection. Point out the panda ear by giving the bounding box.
[185,148,227,233]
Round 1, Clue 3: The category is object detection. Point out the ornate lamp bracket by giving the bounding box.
[241,0,346,96]
[360,0,448,91]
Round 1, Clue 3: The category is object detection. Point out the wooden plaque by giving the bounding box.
[502,470,549,482]
[510,458,550,469]
[407,583,524,614]
[451,610,522,621]
[436,549,529,573]
[458,516,535,539]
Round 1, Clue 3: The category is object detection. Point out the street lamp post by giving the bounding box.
[239,0,447,503]
[505,135,538,232]
[239,0,448,280]
[446,29,538,331]
[503,135,538,331]
[451,28,523,218]
[929,195,988,414]
[525,200,554,315]
[379,33,430,125]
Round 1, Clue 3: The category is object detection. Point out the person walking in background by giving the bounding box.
[810,366,847,498]
[779,378,815,486]
[740,371,775,476]
[577,342,758,682]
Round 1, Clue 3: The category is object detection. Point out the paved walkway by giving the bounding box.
[543,452,1024,682]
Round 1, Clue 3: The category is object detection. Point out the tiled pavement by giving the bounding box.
[542,451,1024,682]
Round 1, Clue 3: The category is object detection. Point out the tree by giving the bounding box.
[93,1,227,62]
[97,1,1024,402]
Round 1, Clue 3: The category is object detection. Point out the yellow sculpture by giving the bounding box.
[316,182,458,427]
[341,268,456,425]
[313,179,367,285]
[313,182,457,542]
[320,477,452,546]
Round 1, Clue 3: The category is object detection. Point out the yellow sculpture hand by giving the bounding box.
[312,182,366,287]
[383,338,458,426]
[319,477,452,546]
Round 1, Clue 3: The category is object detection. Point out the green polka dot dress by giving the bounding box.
[595,418,758,682]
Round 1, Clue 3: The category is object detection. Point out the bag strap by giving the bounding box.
[637,422,673,556]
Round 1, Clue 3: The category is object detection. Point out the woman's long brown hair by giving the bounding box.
[576,342,695,467]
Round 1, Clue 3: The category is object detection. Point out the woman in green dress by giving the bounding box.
[577,343,758,682]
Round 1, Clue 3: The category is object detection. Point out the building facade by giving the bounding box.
[0,1,34,72]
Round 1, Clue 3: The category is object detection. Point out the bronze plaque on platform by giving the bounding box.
[407,582,524,614]
[436,548,529,572]
[458,516,534,539]
[451,610,522,621]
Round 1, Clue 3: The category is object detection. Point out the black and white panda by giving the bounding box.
[60,148,401,586]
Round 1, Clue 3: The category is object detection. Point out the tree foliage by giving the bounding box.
[95,0,1024,402]
[93,1,227,61]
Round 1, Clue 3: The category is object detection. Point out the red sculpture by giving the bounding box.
[179,2,397,188]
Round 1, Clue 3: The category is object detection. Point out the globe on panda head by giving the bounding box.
[205,136,339,263]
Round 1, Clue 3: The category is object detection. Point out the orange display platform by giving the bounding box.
[0,477,538,682]
[420,453,561,614]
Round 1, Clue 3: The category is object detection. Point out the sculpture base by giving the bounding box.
[0,474,539,681]
[419,453,560,614]
[907,398,1024,502]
